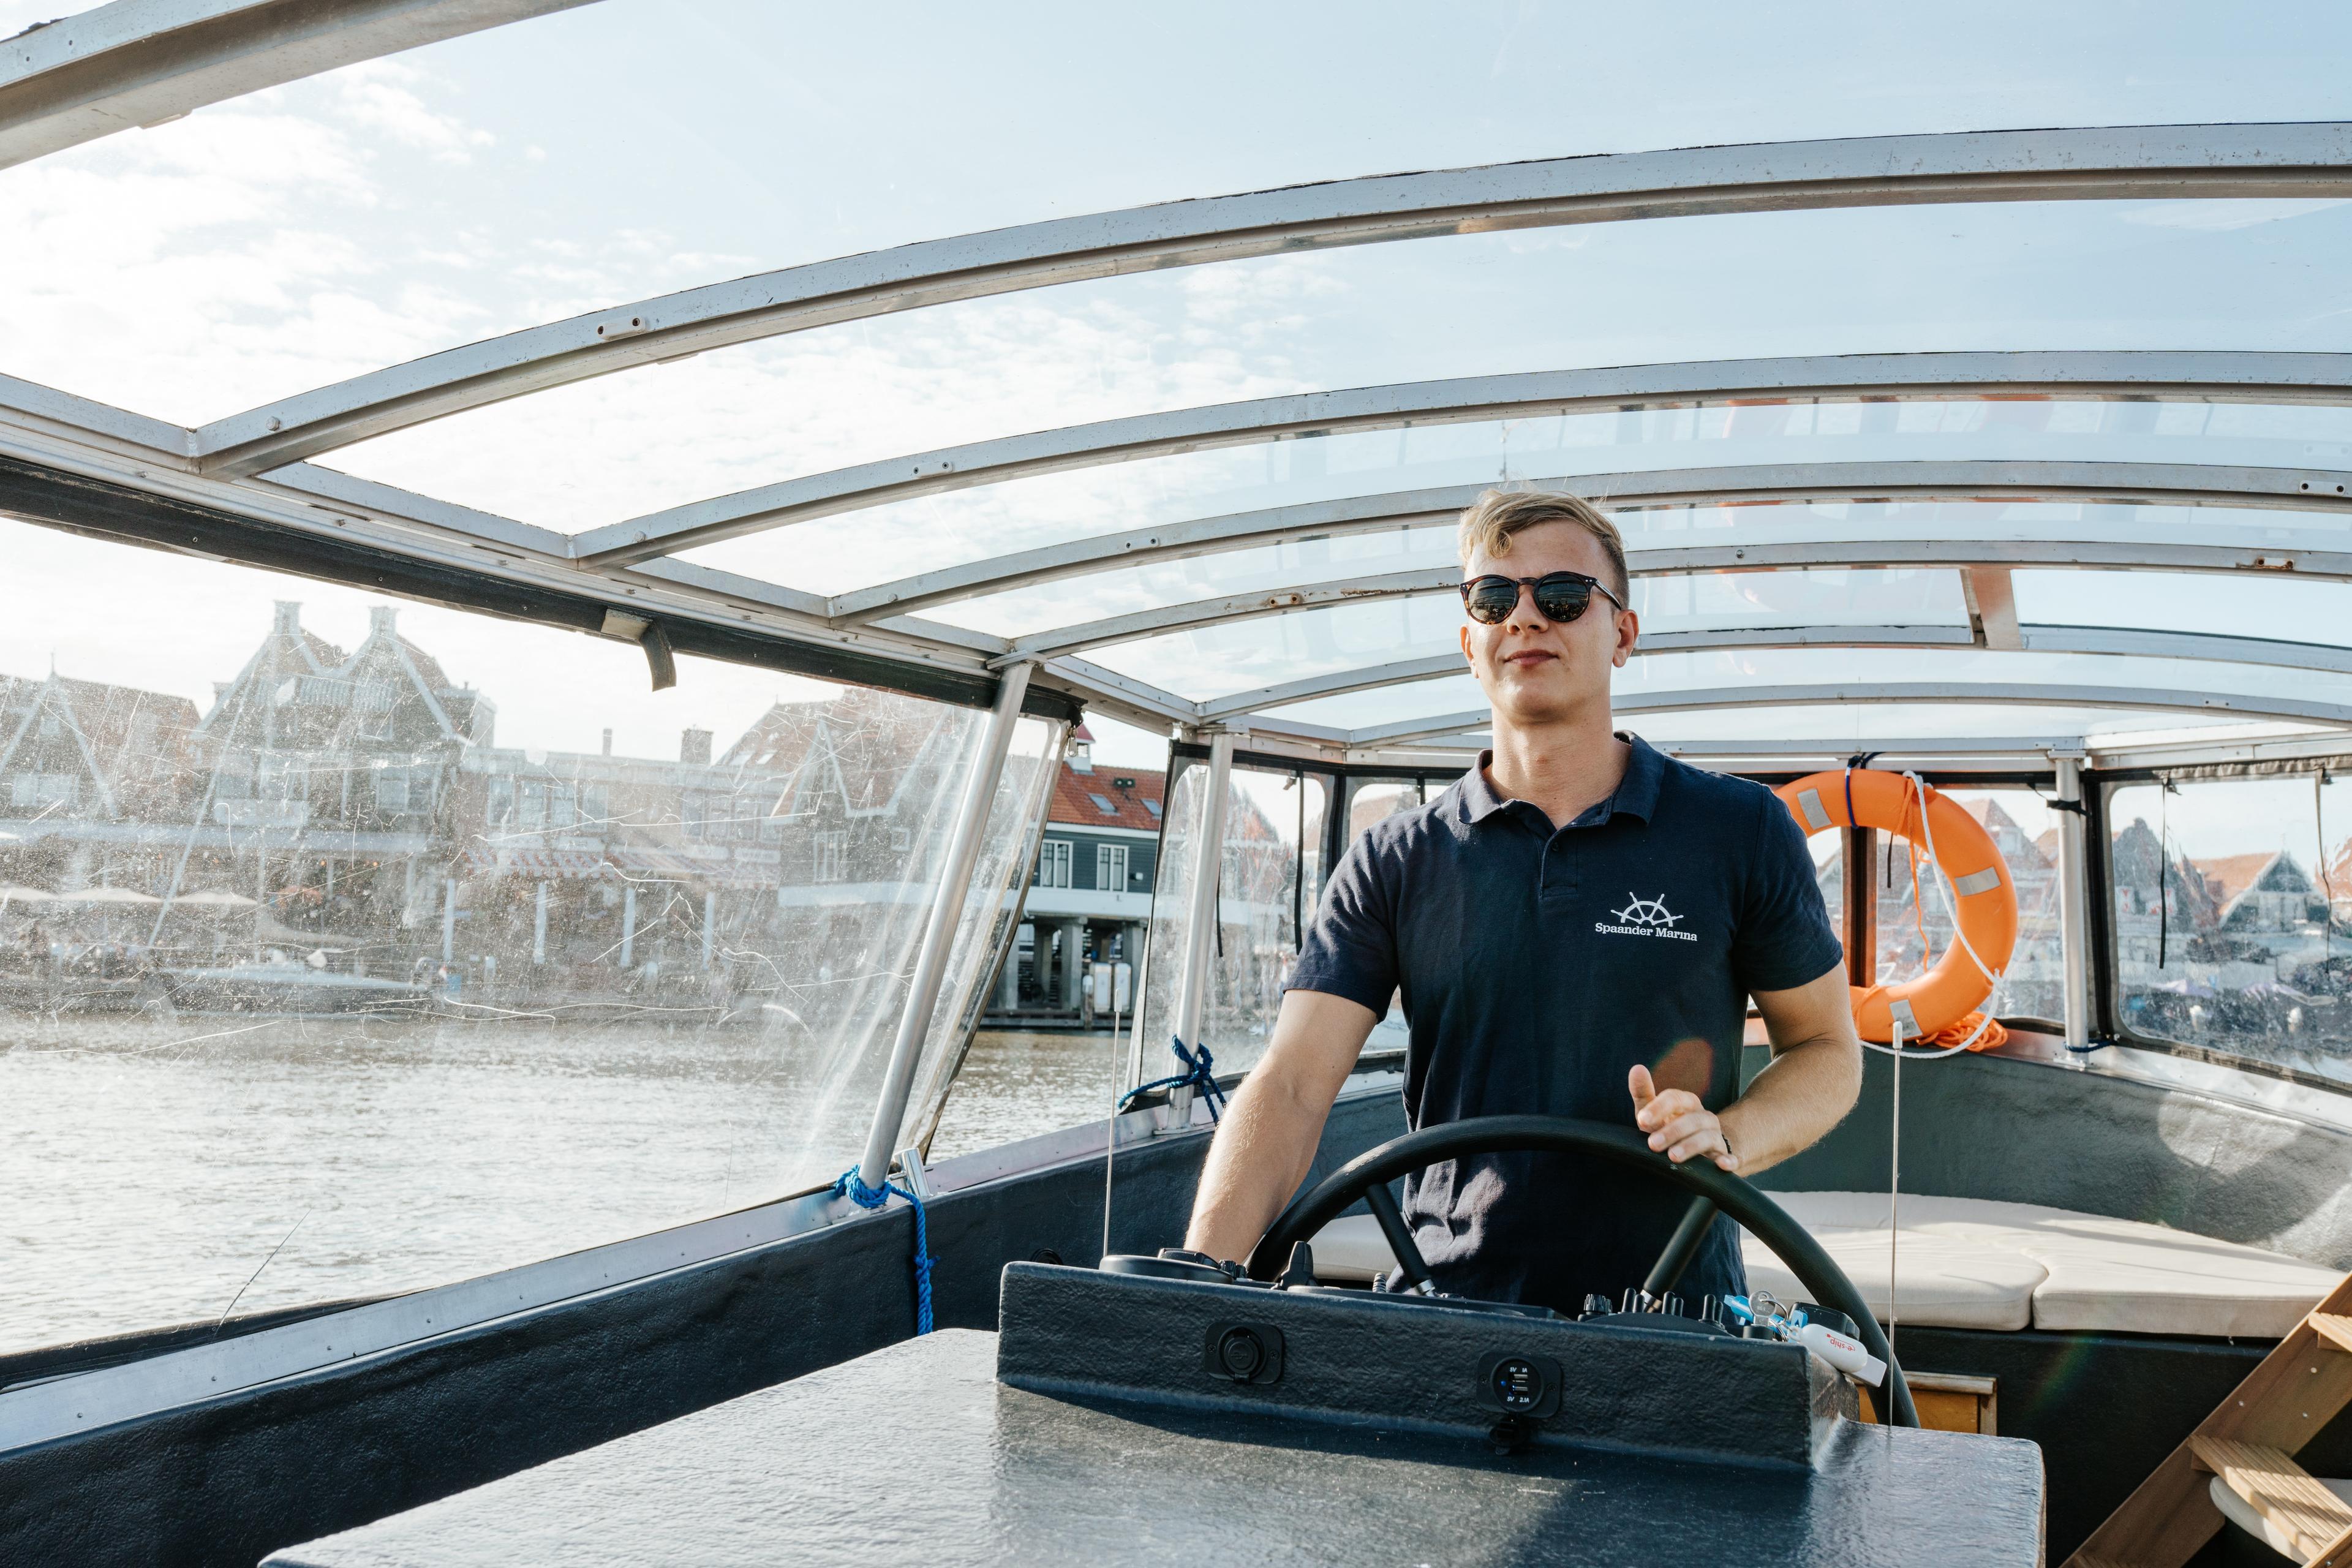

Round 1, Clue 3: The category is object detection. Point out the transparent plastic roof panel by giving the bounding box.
[312,201,2352,533]
[13,4,2352,423]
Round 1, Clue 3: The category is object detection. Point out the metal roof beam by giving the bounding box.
[194,123,2352,476]
[840,458,2352,625]
[996,531,2352,664]
[1196,624,2352,723]
[1349,684,2352,748]
[572,351,2352,565]
[0,0,596,172]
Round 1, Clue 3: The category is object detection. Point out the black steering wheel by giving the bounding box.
[1245,1114,1917,1428]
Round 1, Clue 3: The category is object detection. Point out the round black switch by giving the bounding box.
[1216,1327,1266,1379]
[1491,1355,1544,1411]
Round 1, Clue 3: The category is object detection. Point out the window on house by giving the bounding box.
[487,776,515,826]
[1037,839,1072,888]
[518,779,546,830]
[581,783,609,828]
[1143,800,1161,820]
[1088,792,1117,816]
[1096,843,1129,890]
[815,830,849,883]
[374,769,410,813]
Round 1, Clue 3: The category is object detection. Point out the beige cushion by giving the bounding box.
[1759,1191,2342,1338]
[1739,1227,2045,1332]
[1308,1213,1396,1283]
[1315,1191,2342,1337]
[2209,1474,2352,1558]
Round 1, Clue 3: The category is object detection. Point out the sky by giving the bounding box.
[7,1,2352,769]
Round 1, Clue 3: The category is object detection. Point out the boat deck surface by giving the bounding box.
[264,1329,2043,1567]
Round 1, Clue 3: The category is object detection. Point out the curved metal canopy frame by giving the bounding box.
[1349,683,2352,750]
[192,121,2352,476]
[845,458,2352,627]
[0,0,598,172]
[0,108,2346,766]
[1200,626,2352,725]
[993,527,2352,666]
[572,351,2352,565]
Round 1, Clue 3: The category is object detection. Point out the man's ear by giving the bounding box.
[1611,608,1640,669]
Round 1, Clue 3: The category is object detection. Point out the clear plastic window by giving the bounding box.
[2107,774,2351,1081]
[0,521,1054,1354]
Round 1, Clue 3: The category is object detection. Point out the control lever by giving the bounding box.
[1280,1242,1317,1289]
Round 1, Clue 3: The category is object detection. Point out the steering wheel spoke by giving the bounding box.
[1362,1181,1435,1294]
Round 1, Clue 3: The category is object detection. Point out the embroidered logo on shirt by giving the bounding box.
[1596,893,1698,942]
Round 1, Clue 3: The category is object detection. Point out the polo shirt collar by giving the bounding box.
[1454,732,1664,826]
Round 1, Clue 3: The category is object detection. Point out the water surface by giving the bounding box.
[2,1016,1117,1356]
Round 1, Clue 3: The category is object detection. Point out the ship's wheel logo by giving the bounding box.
[1611,893,1683,928]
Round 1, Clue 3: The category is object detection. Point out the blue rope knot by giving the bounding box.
[832,1167,935,1335]
[1120,1035,1226,1121]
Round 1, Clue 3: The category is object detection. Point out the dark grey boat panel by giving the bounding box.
[0,1092,1403,1568]
[996,1263,1854,1468]
[266,1329,2043,1568]
[1748,1042,2352,1268]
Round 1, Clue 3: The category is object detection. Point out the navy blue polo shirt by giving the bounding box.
[1287,734,1843,1314]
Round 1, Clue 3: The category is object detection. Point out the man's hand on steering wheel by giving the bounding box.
[1629,1064,1738,1172]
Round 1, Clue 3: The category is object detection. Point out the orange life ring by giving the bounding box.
[1773,770,2018,1044]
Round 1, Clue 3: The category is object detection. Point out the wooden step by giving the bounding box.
[2309,1314,2352,1357]
[2189,1437,2352,1564]
[2065,1277,2352,1568]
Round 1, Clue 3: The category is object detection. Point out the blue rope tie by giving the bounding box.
[1120,1036,1226,1121]
[832,1167,935,1335]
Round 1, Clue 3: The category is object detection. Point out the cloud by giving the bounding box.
[334,61,494,164]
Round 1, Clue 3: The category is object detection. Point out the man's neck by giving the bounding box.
[1483,710,1629,829]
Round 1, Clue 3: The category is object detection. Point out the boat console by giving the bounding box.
[266,1118,2045,1567]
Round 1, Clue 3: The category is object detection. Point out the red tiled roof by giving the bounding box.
[2189,851,2279,908]
[1050,761,1164,832]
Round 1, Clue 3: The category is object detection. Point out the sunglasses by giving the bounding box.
[1458,570,1628,626]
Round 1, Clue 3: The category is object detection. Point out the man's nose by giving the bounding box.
[1504,582,1548,628]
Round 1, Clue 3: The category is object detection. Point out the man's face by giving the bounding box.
[1458,522,1639,725]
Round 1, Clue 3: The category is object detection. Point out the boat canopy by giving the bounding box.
[8,1,2352,1353]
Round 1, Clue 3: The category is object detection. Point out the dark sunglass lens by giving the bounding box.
[1463,578,1519,623]
[1531,576,1595,624]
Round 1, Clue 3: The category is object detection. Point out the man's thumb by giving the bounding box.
[1627,1063,1655,1107]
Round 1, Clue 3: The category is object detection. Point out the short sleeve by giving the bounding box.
[1730,788,1845,995]
[1283,829,1401,1016]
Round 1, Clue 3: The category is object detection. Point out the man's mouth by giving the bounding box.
[1502,650,1557,669]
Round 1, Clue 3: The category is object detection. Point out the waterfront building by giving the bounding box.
[994,728,1164,1025]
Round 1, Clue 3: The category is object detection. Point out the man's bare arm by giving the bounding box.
[1630,964,1861,1174]
[1182,989,1378,1263]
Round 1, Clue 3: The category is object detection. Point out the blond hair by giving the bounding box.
[1456,488,1628,600]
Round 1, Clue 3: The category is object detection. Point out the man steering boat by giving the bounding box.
[1183,488,1864,1313]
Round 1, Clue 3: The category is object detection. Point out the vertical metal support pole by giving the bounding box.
[1843,824,1877,988]
[856,662,1035,1190]
[2056,755,2090,1051]
[702,891,716,970]
[1168,731,1235,1125]
[441,878,456,963]
[533,881,548,964]
[621,884,636,969]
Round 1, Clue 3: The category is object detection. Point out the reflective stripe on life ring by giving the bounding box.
[1772,770,2019,1044]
